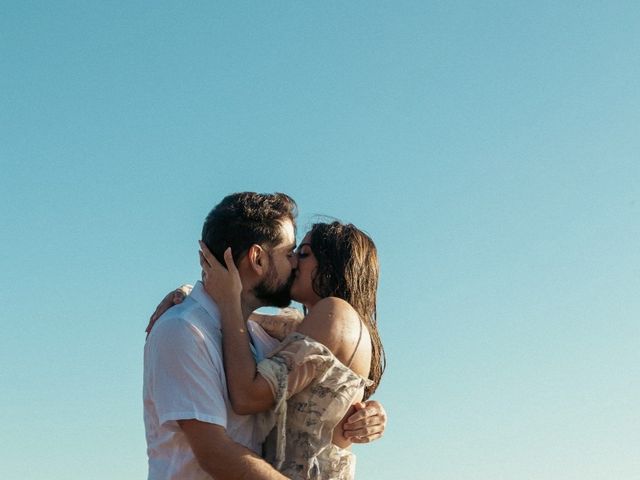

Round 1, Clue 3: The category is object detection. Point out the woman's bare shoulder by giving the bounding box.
[296,297,362,360]
[304,297,360,327]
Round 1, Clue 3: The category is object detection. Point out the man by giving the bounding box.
[144,192,385,480]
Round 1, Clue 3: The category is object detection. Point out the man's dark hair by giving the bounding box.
[202,192,297,266]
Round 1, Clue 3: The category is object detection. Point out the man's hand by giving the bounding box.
[145,284,193,336]
[343,400,387,443]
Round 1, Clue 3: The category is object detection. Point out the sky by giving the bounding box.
[1,1,639,479]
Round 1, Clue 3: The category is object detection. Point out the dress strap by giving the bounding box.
[346,320,364,368]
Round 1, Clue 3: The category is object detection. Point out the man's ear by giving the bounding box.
[246,244,267,275]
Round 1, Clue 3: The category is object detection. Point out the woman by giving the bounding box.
[199,221,385,479]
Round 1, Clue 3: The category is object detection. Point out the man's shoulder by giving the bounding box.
[148,298,213,340]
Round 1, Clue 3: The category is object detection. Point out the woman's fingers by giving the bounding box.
[145,287,189,336]
[199,250,208,270]
[198,242,242,302]
[199,241,235,274]
[197,243,242,303]
[223,247,238,274]
[199,242,238,279]
[198,241,215,267]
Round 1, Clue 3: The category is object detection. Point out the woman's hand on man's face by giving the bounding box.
[198,242,243,307]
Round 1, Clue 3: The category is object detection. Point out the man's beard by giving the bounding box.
[253,267,295,308]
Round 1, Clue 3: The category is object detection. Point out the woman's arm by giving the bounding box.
[199,244,276,415]
[145,284,192,336]
[145,275,388,444]
[249,308,303,340]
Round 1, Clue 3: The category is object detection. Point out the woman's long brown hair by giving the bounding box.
[308,221,385,400]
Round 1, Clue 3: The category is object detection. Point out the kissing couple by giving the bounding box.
[144,192,387,479]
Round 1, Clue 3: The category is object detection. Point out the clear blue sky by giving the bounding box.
[2,2,639,479]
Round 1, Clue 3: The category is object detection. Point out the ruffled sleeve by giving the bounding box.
[255,334,334,468]
[255,333,372,471]
[248,308,304,340]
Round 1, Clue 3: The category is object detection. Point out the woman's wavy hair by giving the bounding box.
[307,221,385,400]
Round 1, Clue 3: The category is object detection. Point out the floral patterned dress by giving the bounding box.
[255,332,372,480]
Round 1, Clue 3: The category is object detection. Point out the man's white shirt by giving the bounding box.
[144,281,273,480]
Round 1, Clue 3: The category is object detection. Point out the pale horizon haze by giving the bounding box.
[2,2,639,479]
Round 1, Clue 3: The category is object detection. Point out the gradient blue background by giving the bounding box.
[2,2,639,479]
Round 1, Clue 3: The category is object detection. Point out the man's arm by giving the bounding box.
[178,420,288,480]
[148,315,284,479]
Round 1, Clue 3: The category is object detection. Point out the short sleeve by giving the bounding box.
[258,333,336,400]
[146,318,227,428]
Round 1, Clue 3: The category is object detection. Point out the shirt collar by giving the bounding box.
[189,281,259,359]
[189,281,222,329]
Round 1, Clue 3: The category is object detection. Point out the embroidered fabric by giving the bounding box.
[255,333,373,480]
[249,308,304,340]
